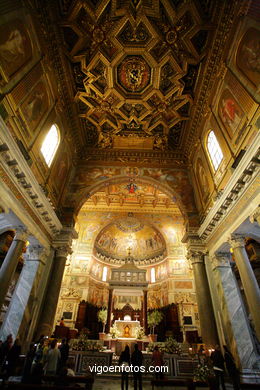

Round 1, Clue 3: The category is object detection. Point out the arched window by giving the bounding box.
[207,130,223,170]
[151,267,155,283]
[102,266,108,282]
[40,124,60,167]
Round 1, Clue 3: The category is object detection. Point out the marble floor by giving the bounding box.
[92,377,235,389]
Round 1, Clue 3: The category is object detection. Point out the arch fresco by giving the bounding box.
[72,171,197,222]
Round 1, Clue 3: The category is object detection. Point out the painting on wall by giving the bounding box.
[0,19,32,79]
[236,27,260,88]
[218,88,245,137]
[20,79,49,132]
[196,158,210,203]
[52,151,69,194]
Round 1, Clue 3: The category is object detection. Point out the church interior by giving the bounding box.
[0,0,260,387]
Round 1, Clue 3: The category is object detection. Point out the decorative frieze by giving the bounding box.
[198,132,260,241]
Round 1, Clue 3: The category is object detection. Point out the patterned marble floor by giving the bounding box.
[93,377,235,389]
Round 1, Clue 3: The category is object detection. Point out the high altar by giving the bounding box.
[114,319,140,338]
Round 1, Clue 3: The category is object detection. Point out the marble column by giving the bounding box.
[212,252,258,368]
[0,245,46,341]
[189,251,218,347]
[143,290,148,334]
[0,228,28,310]
[230,235,260,342]
[106,288,113,333]
[37,246,69,336]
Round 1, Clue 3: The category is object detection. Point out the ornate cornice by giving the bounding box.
[198,132,260,241]
[82,148,185,166]
[0,117,62,237]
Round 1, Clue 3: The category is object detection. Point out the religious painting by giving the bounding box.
[236,28,260,88]
[0,19,32,79]
[196,158,210,203]
[52,151,69,194]
[95,222,166,261]
[20,80,49,132]
[218,88,245,136]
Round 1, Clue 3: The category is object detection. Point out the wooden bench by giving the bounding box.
[151,378,194,390]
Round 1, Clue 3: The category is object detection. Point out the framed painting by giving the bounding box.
[236,27,260,88]
[0,19,32,80]
[218,87,245,137]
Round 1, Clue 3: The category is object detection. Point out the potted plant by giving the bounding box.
[147,310,163,342]
[97,308,107,339]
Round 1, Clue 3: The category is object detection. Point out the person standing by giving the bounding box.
[6,338,21,377]
[58,338,69,373]
[44,339,60,376]
[131,344,143,390]
[119,345,130,390]
[211,345,226,390]
[223,345,240,390]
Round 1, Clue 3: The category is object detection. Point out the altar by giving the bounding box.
[115,319,140,338]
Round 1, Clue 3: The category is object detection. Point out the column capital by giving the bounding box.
[55,245,71,258]
[27,245,50,262]
[14,227,28,242]
[211,252,231,269]
[187,250,206,265]
[229,234,246,249]
[249,206,260,224]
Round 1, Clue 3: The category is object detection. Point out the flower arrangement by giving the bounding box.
[97,308,107,333]
[69,335,103,352]
[193,362,214,383]
[110,323,120,339]
[147,337,182,355]
[134,325,146,340]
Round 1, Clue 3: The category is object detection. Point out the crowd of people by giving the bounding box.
[1,334,241,390]
[0,334,72,384]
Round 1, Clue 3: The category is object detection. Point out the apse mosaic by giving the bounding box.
[95,220,166,260]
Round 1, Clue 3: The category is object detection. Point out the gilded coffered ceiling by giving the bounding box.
[52,0,219,155]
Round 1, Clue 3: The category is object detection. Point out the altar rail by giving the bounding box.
[69,351,198,378]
